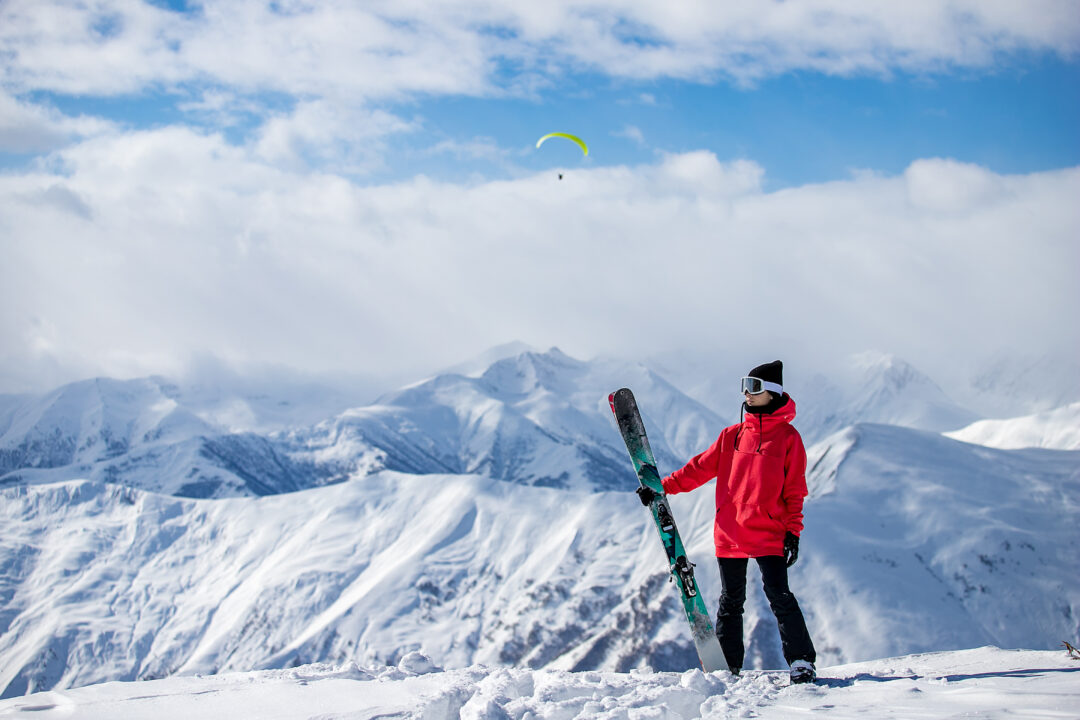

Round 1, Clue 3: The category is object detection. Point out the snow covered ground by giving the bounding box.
[0,647,1075,720]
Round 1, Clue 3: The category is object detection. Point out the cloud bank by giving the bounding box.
[2,125,1076,392]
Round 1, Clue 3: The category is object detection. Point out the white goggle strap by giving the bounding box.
[761,380,783,395]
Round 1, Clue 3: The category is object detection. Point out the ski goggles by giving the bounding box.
[741,377,783,396]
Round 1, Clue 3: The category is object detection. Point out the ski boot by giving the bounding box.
[790,659,816,684]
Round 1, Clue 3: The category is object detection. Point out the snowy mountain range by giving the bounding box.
[0,347,1077,699]
[286,349,731,493]
[0,376,340,498]
[0,350,727,497]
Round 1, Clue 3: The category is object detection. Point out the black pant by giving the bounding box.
[716,556,816,669]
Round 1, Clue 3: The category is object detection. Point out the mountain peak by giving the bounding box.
[437,341,539,378]
[478,347,585,396]
[850,351,930,390]
[792,352,979,442]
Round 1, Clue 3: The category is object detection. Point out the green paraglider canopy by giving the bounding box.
[535,132,588,156]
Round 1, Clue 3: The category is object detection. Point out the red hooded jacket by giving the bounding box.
[661,395,808,558]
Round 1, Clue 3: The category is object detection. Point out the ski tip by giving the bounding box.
[609,387,635,415]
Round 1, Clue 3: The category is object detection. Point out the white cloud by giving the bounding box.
[251,100,416,174]
[0,0,494,98]
[2,1,1077,99]
[175,90,269,129]
[422,137,520,174]
[0,90,115,152]
[612,125,645,145]
[1,129,1076,392]
[904,158,1009,213]
[0,0,191,95]
[653,151,762,194]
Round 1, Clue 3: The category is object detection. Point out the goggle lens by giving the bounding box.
[741,377,765,395]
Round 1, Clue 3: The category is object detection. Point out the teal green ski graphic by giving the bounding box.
[608,387,728,673]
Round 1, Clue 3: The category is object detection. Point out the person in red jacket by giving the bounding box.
[637,360,817,683]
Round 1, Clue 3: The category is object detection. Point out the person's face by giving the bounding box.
[744,389,774,407]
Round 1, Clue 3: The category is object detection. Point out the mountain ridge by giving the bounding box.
[5,346,1052,499]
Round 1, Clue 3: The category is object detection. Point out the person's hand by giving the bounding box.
[636,486,658,506]
[784,532,800,567]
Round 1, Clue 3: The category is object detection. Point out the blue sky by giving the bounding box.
[9,49,1079,189]
[2,1,1079,396]
[395,58,1080,188]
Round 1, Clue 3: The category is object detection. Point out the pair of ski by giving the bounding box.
[608,388,728,673]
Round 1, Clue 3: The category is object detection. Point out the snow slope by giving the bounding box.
[0,475,711,697]
[1,420,1076,698]
[945,402,1080,450]
[800,423,1080,664]
[0,647,1075,720]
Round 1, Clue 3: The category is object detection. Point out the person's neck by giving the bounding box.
[745,393,785,415]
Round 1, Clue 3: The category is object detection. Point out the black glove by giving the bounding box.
[784,532,800,567]
[636,485,658,506]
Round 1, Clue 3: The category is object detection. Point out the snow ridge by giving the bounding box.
[946,401,1080,450]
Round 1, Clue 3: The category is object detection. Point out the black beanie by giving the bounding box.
[747,360,783,389]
